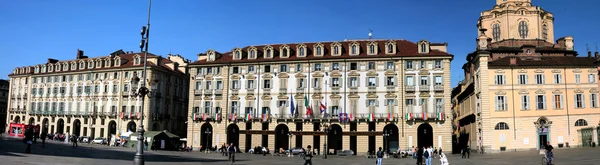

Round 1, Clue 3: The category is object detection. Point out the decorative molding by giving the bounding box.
[262,74,273,79]
[261,95,272,100]
[384,70,397,76]
[419,92,430,97]
[312,72,324,78]
[366,71,378,77]
[574,89,584,93]
[573,68,582,73]
[518,90,529,94]
[366,93,378,98]
[277,73,289,79]
[329,94,342,99]
[245,95,256,100]
[277,95,288,100]
[495,91,506,95]
[495,69,505,73]
[518,69,527,73]
[230,95,240,100]
[311,94,323,100]
[295,73,307,78]
[551,69,561,73]
[552,90,563,94]
[385,93,397,99]
[348,93,360,99]
[535,89,546,94]
[534,69,544,73]
[590,88,599,93]
[348,71,360,77]
[419,70,429,75]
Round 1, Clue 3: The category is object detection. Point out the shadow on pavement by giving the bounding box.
[0,138,233,163]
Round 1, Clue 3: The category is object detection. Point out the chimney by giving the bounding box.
[510,57,517,65]
[47,58,58,64]
[595,51,599,58]
[76,49,83,59]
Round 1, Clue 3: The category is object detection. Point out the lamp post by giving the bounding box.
[322,124,329,159]
[132,1,152,164]
[383,130,390,157]
[205,129,212,153]
[288,132,293,157]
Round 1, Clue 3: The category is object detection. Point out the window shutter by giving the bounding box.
[503,96,508,110]
[552,95,556,109]
[582,95,586,108]
[560,95,564,109]
[375,100,379,107]
[494,97,498,111]
[494,75,498,84]
[503,76,506,84]
[543,95,547,109]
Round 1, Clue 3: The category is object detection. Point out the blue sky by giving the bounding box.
[1,0,599,86]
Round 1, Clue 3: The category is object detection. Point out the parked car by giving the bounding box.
[249,146,270,154]
[91,137,107,144]
[288,147,305,155]
[81,136,89,143]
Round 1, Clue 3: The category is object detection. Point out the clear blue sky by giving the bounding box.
[1,0,599,86]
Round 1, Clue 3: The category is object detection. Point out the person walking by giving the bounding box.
[71,135,78,147]
[466,146,470,158]
[144,140,148,151]
[24,128,34,154]
[376,147,384,165]
[228,143,236,164]
[439,153,449,165]
[303,145,313,165]
[40,131,47,148]
[416,147,424,165]
[424,146,431,165]
[461,146,467,158]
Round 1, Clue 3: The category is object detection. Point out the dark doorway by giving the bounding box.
[107,120,116,136]
[227,124,240,148]
[313,123,321,154]
[328,124,343,155]
[417,123,433,148]
[73,119,82,136]
[383,124,399,152]
[538,126,549,149]
[42,118,49,133]
[245,122,252,153]
[127,121,137,133]
[295,122,303,148]
[261,122,269,147]
[13,116,20,123]
[57,119,65,134]
[368,122,376,153]
[200,123,213,151]
[274,124,290,151]
[152,123,159,131]
[350,122,357,155]
[28,117,35,125]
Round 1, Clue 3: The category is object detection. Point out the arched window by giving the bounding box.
[334,46,339,55]
[250,50,255,58]
[494,122,509,130]
[299,47,304,56]
[518,21,529,39]
[369,45,375,54]
[316,47,321,55]
[266,49,271,57]
[575,119,588,126]
[351,45,357,54]
[492,24,501,41]
[235,51,240,59]
[282,48,288,57]
[420,43,427,53]
[387,44,393,53]
[134,57,140,64]
[542,24,548,40]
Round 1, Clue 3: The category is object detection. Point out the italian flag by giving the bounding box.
[349,114,354,121]
[120,112,124,119]
[438,112,444,121]
[136,112,140,119]
[128,112,132,118]
[214,113,219,120]
[245,114,251,121]
[405,113,412,121]
[262,114,269,123]
[202,113,207,120]
[193,113,198,120]
[230,114,236,121]
[368,113,375,122]
[423,112,428,120]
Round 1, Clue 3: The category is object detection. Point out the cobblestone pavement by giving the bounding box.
[1,135,599,165]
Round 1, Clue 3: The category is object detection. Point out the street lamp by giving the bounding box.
[322,124,330,159]
[288,132,293,157]
[132,1,152,164]
[205,129,212,153]
[383,130,390,156]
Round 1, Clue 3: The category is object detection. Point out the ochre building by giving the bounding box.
[187,39,453,155]
[452,0,600,153]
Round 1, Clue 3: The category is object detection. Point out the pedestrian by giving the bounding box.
[416,147,423,165]
[144,140,148,151]
[40,131,47,148]
[427,146,433,165]
[466,146,470,158]
[439,153,449,165]
[303,145,313,165]
[228,143,236,164]
[461,146,466,158]
[434,147,438,157]
[424,146,431,165]
[412,146,417,159]
[71,135,78,147]
[24,128,34,154]
[376,147,384,165]
[439,147,443,155]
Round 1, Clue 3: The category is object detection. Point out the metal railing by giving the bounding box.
[405,85,415,92]
[419,85,429,91]
[434,85,444,91]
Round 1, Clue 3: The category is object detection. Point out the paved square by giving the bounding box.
[1,136,599,165]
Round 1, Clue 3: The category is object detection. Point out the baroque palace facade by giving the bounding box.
[452,0,600,153]
[5,49,190,138]
[187,39,453,155]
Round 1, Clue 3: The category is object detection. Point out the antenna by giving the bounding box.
[368,29,373,39]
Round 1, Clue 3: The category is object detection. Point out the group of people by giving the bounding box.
[219,143,237,163]
[412,146,448,165]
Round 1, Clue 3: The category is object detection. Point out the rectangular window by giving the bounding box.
[591,94,598,108]
[263,80,271,89]
[123,84,129,92]
[386,77,395,86]
[535,95,546,110]
[298,79,305,88]
[535,74,545,84]
[247,66,255,73]
[232,67,239,74]
[313,63,322,71]
[279,64,287,72]
[246,80,254,89]
[518,74,527,84]
[406,61,413,69]
[264,65,271,73]
[552,94,563,109]
[232,80,240,90]
[575,74,581,84]
[588,74,596,83]
[205,81,212,90]
[367,100,376,106]
[553,74,562,84]
[406,76,414,86]
[521,95,530,110]
[329,78,340,87]
[435,98,443,112]
[435,76,442,85]
[112,85,118,93]
[350,63,358,70]
[368,62,375,70]
[349,77,358,87]
[313,78,319,88]
[103,85,108,93]
[368,77,376,87]
[420,76,428,85]
[195,82,201,90]
[495,96,507,111]
[575,94,585,108]
[420,61,425,69]
[332,63,340,70]
[278,101,287,107]
[386,99,395,106]
[495,75,506,85]
[386,62,394,70]
[295,64,302,72]
[434,60,442,68]
[216,81,223,90]
[204,102,211,114]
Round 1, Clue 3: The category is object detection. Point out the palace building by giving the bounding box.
[452,0,600,153]
[5,49,190,139]
[187,39,453,155]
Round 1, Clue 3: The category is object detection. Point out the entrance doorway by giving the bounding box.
[383,124,399,152]
[42,118,49,133]
[227,124,240,147]
[535,117,551,149]
[107,120,116,136]
[28,117,35,125]
[73,119,82,136]
[245,122,252,153]
[350,122,357,155]
[417,123,433,148]
[327,124,343,155]
[56,119,65,134]
[200,123,213,151]
[274,124,290,151]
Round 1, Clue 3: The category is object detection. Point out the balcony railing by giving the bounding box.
[419,85,429,92]
[204,89,213,95]
[386,87,396,92]
[405,85,415,92]
[434,85,444,91]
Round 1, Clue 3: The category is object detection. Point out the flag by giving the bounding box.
[320,101,326,115]
[120,112,123,119]
[304,95,312,118]
[128,112,132,118]
[405,112,412,121]
[136,112,140,119]
[230,114,235,121]
[423,112,428,120]
[339,113,347,122]
[214,113,219,120]
[245,113,251,121]
[349,113,354,121]
[368,113,375,122]
[438,112,444,121]
[290,94,295,116]
[387,113,392,121]
[294,103,299,118]
[262,114,269,123]
[193,113,198,120]
[202,113,207,120]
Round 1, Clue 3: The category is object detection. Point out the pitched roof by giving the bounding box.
[190,39,452,65]
[488,56,597,67]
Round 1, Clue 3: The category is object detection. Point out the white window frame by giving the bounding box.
[554,74,562,84]
[575,74,581,84]
[575,94,585,108]
[521,95,530,110]
[518,74,528,84]
[495,96,508,111]
[536,95,546,110]
[534,74,545,84]
[590,94,598,108]
[495,75,506,85]
[552,94,564,110]
[588,74,596,83]
[368,77,377,87]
